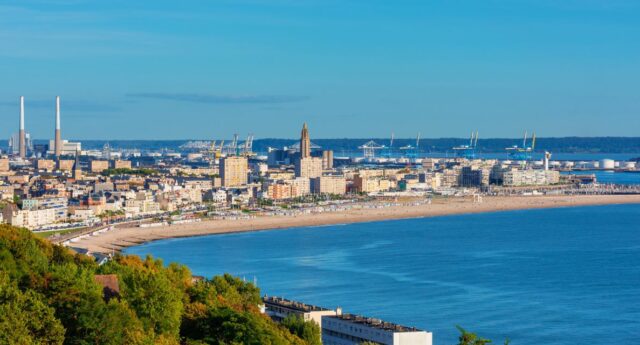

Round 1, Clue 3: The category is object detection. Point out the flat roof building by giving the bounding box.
[322,313,432,345]
[263,296,341,329]
[220,156,248,187]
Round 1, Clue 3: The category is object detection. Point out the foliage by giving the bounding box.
[101,168,157,176]
[0,224,310,344]
[456,326,510,345]
[0,272,65,345]
[281,314,322,345]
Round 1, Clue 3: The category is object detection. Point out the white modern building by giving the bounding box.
[322,314,432,345]
[263,296,341,329]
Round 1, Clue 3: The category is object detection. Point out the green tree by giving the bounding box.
[281,314,322,345]
[0,224,313,345]
[0,272,65,345]
[456,326,510,345]
[99,255,184,339]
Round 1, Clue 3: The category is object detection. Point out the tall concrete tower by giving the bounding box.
[300,123,310,158]
[55,96,62,158]
[19,96,26,158]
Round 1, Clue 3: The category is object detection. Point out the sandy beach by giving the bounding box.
[69,194,640,254]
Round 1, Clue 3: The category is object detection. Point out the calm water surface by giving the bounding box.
[125,205,640,345]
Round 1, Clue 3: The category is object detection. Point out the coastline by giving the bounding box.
[68,194,640,254]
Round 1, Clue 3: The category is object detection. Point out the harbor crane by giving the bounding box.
[400,132,421,159]
[359,140,386,159]
[453,131,479,159]
[506,130,536,161]
[242,134,254,156]
[384,132,395,158]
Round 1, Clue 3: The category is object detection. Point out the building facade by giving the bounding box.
[322,314,432,345]
[220,156,248,187]
[295,157,323,179]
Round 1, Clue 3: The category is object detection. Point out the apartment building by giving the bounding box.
[220,156,248,187]
[311,176,347,195]
[263,296,341,329]
[322,314,432,345]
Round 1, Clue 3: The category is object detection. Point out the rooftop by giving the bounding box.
[263,295,331,313]
[328,313,424,333]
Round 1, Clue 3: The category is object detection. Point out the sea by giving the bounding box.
[125,203,640,345]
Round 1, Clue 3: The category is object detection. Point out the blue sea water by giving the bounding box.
[125,204,640,345]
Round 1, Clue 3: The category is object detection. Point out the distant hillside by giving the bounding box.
[8,137,640,153]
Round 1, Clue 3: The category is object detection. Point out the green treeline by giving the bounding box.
[0,224,316,345]
[101,168,157,176]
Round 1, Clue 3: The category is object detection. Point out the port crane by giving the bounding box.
[506,131,536,161]
[453,131,479,159]
[359,140,386,159]
[400,132,421,160]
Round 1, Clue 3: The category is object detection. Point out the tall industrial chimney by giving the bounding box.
[19,96,26,158]
[55,96,62,158]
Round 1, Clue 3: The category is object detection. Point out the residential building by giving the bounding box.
[322,314,432,345]
[311,176,346,195]
[58,159,74,171]
[353,174,393,193]
[295,157,323,178]
[503,169,560,186]
[90,160,109,173]
[263,296,341,329]
[112,160,132,169]
[220,156,248,187]
[0,157,9,172]
[2,205,57,229]
[36,159,55,171]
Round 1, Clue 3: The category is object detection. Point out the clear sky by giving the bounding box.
[1,0,639,140]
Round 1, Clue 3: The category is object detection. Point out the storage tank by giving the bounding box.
[600,159,615,170]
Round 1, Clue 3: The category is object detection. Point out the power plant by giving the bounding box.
[7,96,80,159]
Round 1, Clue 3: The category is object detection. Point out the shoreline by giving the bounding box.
[67,194,640,254]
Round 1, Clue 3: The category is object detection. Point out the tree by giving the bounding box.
[281,314,322,345]
[456,326,510,345]
[0,273,65,345]
[99,255,184,339]
[456,326,491,345]
[0,224,313,345]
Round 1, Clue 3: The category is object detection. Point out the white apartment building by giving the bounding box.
[2,206,57,229]
[263,296,341,329]
[311,176,347,195]
[503,169,560,186]
[322,314,432,345]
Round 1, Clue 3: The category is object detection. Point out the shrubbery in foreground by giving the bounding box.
[0,224,313,344]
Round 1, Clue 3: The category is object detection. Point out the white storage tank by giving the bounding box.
[600,159,615,170]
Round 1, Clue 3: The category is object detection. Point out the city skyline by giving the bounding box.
[1,1,640,140]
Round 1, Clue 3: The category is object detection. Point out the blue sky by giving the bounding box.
[1,0,639,140]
